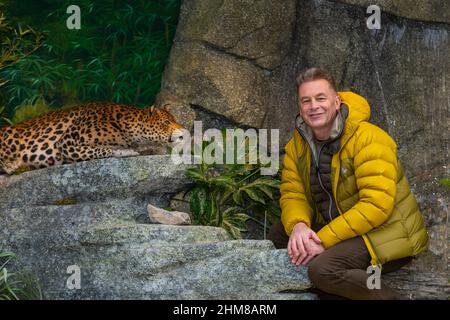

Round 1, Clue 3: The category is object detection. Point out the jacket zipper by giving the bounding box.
[362,234,383,270]
[296,127,335,223]
[316,144,334,222]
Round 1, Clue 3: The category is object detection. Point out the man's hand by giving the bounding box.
[302,238,325,265]
[288,222,323,265]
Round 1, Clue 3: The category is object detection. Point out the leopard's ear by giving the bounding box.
[149,105,155,113]
[163,104,171,112]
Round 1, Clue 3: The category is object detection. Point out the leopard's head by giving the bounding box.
[146,104,185,144]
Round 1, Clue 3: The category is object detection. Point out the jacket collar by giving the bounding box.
[295,105,348,166]
[295,104,348,145]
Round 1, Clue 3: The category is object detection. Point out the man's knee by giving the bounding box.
[307,255,336,288]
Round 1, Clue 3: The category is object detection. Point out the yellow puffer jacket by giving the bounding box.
[280,91,428,266]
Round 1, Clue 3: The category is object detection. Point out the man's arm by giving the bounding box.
[317,124,398,248]
[280,135,321,264]
[280,136,314,234]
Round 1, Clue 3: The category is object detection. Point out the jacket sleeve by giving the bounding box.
[317,124,398,248]
[280,136,314,236]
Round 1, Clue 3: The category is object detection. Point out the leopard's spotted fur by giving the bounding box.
[0,102,184,174]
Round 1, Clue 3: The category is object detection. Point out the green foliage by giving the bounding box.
[0,0,182,118]
[1,55,75,109]
[439,178,450,188]
[11,97,51,124]
[0,9,43,87]
[0,252,42,300]
[0,105,12,125]
[185,131,281,239]
[0,8,43,126]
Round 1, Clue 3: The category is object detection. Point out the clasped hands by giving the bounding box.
[288,222,325,265]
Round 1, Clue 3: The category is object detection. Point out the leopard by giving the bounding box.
[0,102,185,174]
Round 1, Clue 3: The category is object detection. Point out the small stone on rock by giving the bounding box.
[147,204,191,225]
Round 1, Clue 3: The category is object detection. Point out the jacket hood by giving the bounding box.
[337,91,371,140]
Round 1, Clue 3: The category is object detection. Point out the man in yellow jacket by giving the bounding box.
[268,67,428,299]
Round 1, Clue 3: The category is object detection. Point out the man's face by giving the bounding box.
[298,79,341,137]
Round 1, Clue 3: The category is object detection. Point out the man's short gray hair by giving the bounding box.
[296,67,337,92]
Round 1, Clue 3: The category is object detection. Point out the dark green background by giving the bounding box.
[0,0,181,125]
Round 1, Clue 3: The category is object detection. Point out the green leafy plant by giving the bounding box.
[439,178,450,188]
[1,55,75,109]
[0,0,182,116]
[0,9,43,126]
[0,105,12,125]
[11,97,51,124]
[0,10,43,87]
[0,251,42,300]
[185,131,281,239]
